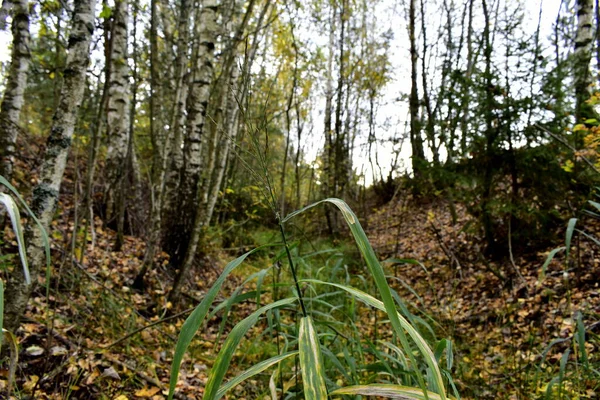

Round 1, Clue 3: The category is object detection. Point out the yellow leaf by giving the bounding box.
[114,395,129,400]
[134,386,161,397]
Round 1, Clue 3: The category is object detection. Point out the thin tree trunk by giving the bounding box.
[5,0,97,332]
[409,0,424,177]
[322,3,336,235]
[165,0,218,269]
[104,0,131,248]
[574,0,594,128]
[0,0,30,182]
[135,0,191,288]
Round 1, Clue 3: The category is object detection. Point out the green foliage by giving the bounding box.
[168,199,454,400]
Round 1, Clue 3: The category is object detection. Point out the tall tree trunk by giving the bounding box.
[409,0,425,177]
[574,0,594,130]
[0,0,30,182]
[4,0,97,332]
[164,0,218,271]
[135,0,191,288]
[459,0,475,156]
[104,0,131,248]
[480,0,498,257]
[323,3,337,235]
[419,0,438,166]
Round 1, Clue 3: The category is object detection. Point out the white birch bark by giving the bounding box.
[104,0,130,221]
[4,0,97,332]
[164,0,218,267]
[0,0,30,182]
[575,0,594,123]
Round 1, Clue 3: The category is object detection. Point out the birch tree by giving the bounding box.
[4,0,97,332]
[0,0,31,182]
[104,0,131,248]
[574,0,594,126]
[163,0,219,268]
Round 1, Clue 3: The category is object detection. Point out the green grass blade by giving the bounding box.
[565,218,577,259]
[216,351,298,399]
[539,247,565,281]
[0,193,30,284]
[575,312,588,367]
[303,279,444,397]
[285,199,446,399]
[588,200,600,213]
[205,297,297,400]
[0,176,51,280]
[299,316,328,400]
[2,328,18,395]
[330,384,445,399]
[168,245,279,400]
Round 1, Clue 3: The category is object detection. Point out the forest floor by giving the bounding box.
[2,152,600,399]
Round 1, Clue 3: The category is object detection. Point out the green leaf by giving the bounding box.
[539,247,565,281]
[330,384,445,399]
[168,245,279,400]
[565,218,577,260]
[286,198,447,399]
[298,316,328,400]
[217,352,298,399]
[205,297,297,400]
[99,4,112,19]
[589,200,600,213]
[0,193,30,284]
[0,176,51,286]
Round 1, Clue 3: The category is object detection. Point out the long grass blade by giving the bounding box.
[299,316,328,400]
[168,245,279,400]
[565,218,577,259]
[205,297,297,400]
[330,384,445,399]
[216,351,298,399]
[0,176,51,279]
[285,199,447,399]
[539,246,566,281]
[0,193,30,284]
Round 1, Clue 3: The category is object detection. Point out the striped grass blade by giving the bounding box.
[330,384,447,399]
[299,316,328,400]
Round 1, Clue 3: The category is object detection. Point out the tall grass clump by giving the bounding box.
[167,121,457,399]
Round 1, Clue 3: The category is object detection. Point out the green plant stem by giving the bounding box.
[277,214,307,317]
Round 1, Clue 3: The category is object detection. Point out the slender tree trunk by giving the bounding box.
[409,0,424,177]
[419,0,438,166]
[459,0,475,156]
[4,0,97,332]
[165,0,218,269]
[135,0,191,288]
[323,3,336,235]
[574,0,594,128]
[104,0,131,248]
[481,0,498,257]
[0,0,30,182]
[204,63,240,227]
